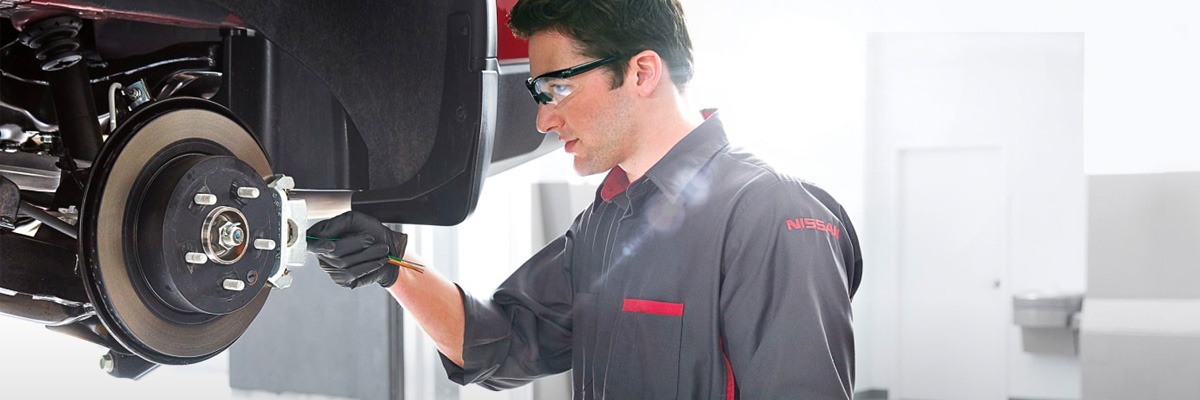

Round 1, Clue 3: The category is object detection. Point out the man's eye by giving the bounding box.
[550,84,573,96]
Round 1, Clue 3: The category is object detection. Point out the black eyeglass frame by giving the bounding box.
[524,55,623,105]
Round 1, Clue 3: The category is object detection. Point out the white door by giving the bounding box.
[897,147,1007,400]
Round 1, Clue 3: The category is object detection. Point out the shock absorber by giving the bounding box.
[18,14,102,162]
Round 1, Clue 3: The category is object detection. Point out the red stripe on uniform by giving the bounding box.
[721,337,736,400]
[621,299,684,316]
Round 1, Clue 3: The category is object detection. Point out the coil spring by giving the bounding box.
[18,15,84,72]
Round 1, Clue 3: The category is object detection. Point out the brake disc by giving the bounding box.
[79,97,283,365]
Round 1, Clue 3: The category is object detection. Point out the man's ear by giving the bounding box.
[628,50,665,98]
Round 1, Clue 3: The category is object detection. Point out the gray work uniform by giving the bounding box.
[442,113,863,399]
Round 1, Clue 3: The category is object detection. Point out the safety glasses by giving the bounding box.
[525,55,622,105]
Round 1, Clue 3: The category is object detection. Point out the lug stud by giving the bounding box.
[194,193,217,206]
[236,187,260,199]
[223,279,246,291]
[185,252,208,264]
[254,239,277,250]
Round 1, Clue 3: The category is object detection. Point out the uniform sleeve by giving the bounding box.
[720,179,859,399]
[439,230,576,390]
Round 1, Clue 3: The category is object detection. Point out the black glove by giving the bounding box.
[306,211,408,288]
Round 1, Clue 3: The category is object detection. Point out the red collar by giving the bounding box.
[600,166,631,202]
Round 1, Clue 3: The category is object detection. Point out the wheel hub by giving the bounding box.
[133,154,279,316]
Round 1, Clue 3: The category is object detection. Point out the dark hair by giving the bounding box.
[509,0,695,90]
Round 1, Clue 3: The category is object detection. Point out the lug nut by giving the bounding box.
[223,279,246,291]
[194,193,217,206]
[236,187,260,199]
[253,239,277,250]
[185,252,208,264]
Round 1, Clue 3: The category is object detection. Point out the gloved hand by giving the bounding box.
[306,211,408,289]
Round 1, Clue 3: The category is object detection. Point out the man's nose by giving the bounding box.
[535,104,561,134]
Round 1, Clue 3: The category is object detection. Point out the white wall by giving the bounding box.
[865,33,1085,399]
[1084,0,1200,175]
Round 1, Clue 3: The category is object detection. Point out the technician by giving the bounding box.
[307,0,863,398]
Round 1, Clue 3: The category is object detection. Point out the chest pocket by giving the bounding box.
[605,298,684,399]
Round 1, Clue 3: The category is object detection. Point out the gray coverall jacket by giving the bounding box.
[441,114,863,399]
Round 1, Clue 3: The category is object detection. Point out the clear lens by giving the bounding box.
[533,77,576,105]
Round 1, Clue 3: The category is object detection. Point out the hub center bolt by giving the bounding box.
[202,206,250,264]
[219,222,245,249]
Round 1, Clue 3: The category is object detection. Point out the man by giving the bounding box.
[307,0,863,398]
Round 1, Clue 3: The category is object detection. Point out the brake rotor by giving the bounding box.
[80,97,278,365]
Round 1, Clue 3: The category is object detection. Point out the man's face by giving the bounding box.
[529,31,637,176]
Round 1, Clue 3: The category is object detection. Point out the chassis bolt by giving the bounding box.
[223,279,246,291]
[194,193,217,206]
[253,238,276,250]
[100,353,114,373]
[236,187,260,199]
[185,252,208,264]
